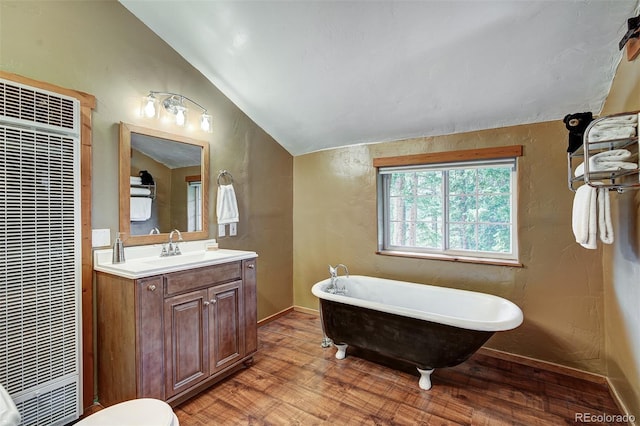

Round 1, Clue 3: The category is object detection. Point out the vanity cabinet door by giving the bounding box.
[243,259,258,355]
[136,276,165,400]
[164,289,210,398]
[208,280,244,373]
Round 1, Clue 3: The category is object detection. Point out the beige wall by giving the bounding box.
[294,122,608,373]
[600,57,640,418]
[0,0,294,320]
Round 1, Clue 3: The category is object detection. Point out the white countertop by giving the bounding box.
[94,239,257,279]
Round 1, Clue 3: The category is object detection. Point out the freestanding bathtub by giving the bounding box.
[311,275,523,390]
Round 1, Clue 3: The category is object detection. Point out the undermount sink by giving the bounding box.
[94,239,257,279]
[140,249,239,267]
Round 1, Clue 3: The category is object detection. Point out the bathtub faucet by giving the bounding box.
[328,264,349,295]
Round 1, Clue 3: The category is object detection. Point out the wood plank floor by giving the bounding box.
[174,311,623,425]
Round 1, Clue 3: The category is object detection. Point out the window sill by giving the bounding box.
[376,250,523,267]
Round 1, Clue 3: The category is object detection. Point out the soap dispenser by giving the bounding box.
[112,232,125,264]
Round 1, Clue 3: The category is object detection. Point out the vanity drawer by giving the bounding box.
[164,261,242,296]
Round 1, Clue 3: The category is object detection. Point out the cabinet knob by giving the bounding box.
[247,264,255,269]
[203,301,210,306]
[147,284,157,292]
[211,299,217,304]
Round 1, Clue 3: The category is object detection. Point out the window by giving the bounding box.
[376,147,521,263]
[187,180,202,232]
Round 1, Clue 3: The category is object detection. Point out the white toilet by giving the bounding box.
[0,383,21,426]
[0,382,178,426]
[75,398,179,426]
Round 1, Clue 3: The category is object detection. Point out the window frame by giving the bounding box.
[375,146,522,266]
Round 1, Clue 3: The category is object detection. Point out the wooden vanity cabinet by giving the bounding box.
[97,258,257,407]
[163,288,210,398]
[207,280,244,373]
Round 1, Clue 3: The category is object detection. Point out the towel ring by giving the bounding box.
[217,170,234,185]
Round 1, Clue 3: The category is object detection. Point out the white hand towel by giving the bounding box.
[598,188,613,244]
[130,176,142,185]
[572,185,597,249]
[216,184,239,224]
[130,197,152,221]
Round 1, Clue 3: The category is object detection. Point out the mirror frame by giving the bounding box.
[119,122,210,246]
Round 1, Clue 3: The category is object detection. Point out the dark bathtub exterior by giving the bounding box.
[320,298,494,370]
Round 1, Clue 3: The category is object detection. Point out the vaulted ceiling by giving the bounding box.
[121,0,638,156]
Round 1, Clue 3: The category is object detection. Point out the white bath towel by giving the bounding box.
[592,115,637,126]
[591,122,637,130]
[588,126,636,142]
[216,184,239,224]
[574,149,637,176]
[130,187,151,196]
[572,185,597,249]
[130,176,142,185]
[598,188,613,244]
[130,196,152,221]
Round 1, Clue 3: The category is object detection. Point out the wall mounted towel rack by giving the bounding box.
[217,170,234,186]
[567,110,640,193]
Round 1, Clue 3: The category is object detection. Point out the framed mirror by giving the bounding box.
[119,122,209,245]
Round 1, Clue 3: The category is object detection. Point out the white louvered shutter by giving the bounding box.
[0,79,81,426]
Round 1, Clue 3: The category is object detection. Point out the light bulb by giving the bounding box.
[200,113,213,133]
[175,107,187,127]
[141,95,157,118]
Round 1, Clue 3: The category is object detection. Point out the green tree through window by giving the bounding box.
[379,159,517,260]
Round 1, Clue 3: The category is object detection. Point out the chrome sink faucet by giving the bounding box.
[161,229,183,257]
[328,264,349,294]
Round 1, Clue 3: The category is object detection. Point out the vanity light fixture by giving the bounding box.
[141,91,213,133]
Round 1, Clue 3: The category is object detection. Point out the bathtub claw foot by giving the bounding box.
[417,368,434,390]
[334,344,348,360]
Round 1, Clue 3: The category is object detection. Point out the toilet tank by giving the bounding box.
[0,384,20,426]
